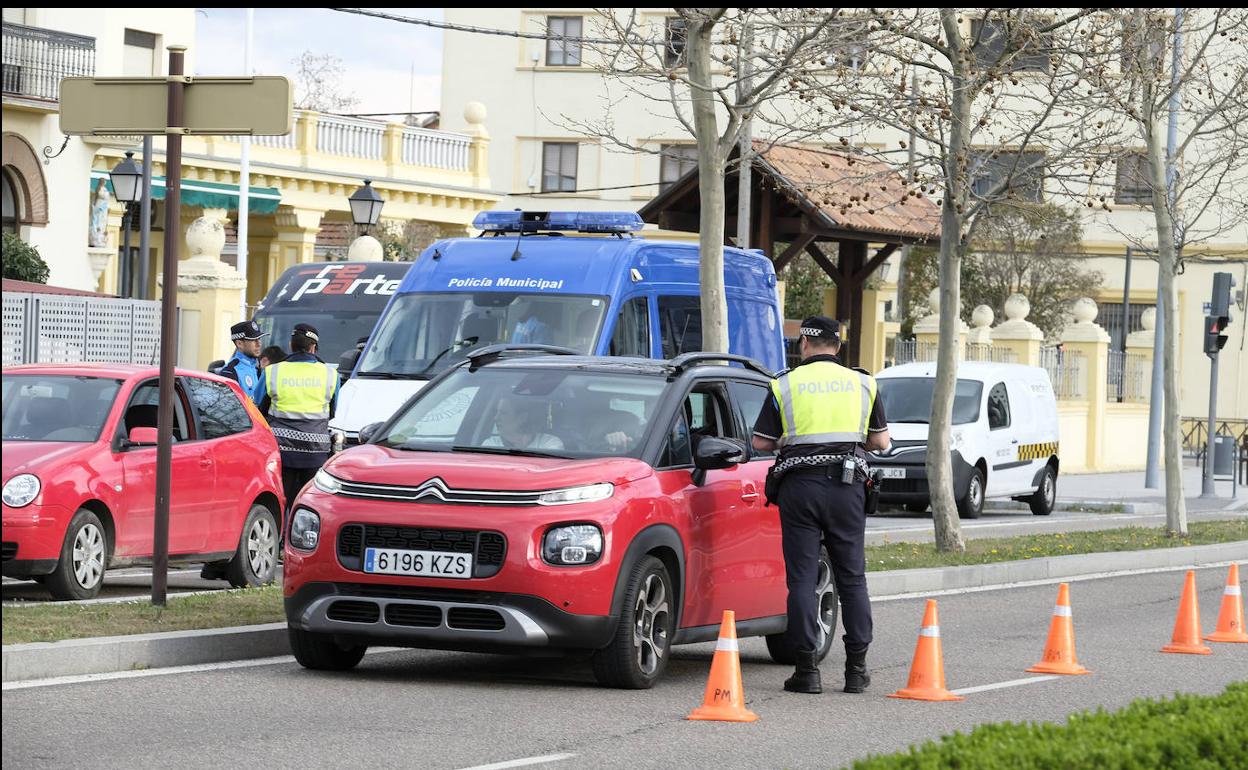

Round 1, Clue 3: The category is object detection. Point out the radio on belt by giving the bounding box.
[841,456,856,484]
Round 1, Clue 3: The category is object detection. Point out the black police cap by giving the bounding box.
[292,323,320,343]
[799,316,841,341]
[230,320,267,341]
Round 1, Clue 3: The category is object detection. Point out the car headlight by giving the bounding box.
[542,524,603,566]
[2,474,40,508]
[313,469,342,495]
[288,508,321,551]
[537,483,613,506]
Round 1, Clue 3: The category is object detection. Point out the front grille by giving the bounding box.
[2,542,16,561]
[335,477,546,506]
[447,607,505,631]
[326,599,380,624]
[384,603,442,628]
[881,479,927,494]
[368,525,475,553]
[336,524,506,578]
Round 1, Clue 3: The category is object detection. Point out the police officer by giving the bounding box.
[257,323,338,521]
[752,316,890,694]
[219,320,268,405]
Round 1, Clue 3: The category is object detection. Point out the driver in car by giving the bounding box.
[483,397,565,451]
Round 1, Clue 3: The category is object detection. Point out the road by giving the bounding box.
[4,565,1244,769]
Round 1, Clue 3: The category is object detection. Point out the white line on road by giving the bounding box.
[455,754,579,770]
[3,588,229,608]
[951,675,1060,696]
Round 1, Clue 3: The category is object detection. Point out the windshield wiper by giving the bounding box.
[355,371,429,380]
[452,444,569,460]
[413,337,479,378]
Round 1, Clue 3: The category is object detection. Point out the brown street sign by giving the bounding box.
[59,76,293,136]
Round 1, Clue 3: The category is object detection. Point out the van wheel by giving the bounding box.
[45,509,107,600]
[288,627,366,670]
[1029,465,1057,516]
[767,547,837,665]
[592,556,673,689]
[957,468,985,519]
[225,505,279,588]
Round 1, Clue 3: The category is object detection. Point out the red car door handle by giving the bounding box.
[199,458,213,468]
[741,484,759,502]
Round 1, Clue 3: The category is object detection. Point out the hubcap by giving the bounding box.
[1044,474,1055,506]
[633,573,670,676]
[247,517,276,578]
[72,523,105,589]
[815,557,838,652]
[971,477,983,509]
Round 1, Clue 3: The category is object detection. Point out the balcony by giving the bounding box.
[2,21,96,104]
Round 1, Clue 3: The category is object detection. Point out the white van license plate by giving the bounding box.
[879,468,907,479]
[363,548,472,578]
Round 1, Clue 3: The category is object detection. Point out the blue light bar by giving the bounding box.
[472,210,643,234]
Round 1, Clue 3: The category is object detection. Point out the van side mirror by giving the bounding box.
[338,347,362,375]
[691,437,746,486]
[358,422,384,445]
[126,427,159,447]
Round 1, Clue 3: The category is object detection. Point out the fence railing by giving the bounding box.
[965,343,1017,363]
[2,292,165,366]
[1107,350,1148,403]
[401,126,472,170]
[1,21,95,102]
[1180,418,1248,457]
[890,338,1015,366]
[316,114,386,159]
[1040,346,1086,400]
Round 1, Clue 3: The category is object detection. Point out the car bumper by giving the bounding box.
[2,503,70,575]
[872,450,975,504]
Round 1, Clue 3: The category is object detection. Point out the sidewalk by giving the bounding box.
[1059,460,1245,513]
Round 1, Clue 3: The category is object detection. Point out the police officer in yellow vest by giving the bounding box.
[257,323,338,522]
[752,316,890,695]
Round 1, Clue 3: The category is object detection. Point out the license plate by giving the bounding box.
[879,467,907,479]
[363,548,473,579]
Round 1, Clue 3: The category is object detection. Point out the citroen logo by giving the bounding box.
[411,477,451,502]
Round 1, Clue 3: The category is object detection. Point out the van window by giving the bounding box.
[659,296,702,358]
[987,382,1011,430]
[878,378,983,425]
[609,297,650,357]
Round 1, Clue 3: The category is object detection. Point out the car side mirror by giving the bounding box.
[126,427,159,448]
[358,422,383,445]
[207,359,226,375]
[338,346,362,375]
[691,437,746,486]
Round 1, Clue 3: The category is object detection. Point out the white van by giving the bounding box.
[870,362,1060,518]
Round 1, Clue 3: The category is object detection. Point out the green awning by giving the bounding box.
[89,171,281,214]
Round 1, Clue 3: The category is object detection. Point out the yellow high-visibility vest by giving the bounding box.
[266,360,336,420]
[770,360,876,447]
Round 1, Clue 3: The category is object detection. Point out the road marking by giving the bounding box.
[952,675,1059,696]
[455,754,578,770]
[3,588,229,608]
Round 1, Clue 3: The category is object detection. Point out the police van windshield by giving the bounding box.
[878,378,983,425]
[254,311,379,366]
[356,292,607,379]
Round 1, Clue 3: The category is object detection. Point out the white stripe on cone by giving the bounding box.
[715,637,739,652]
[1226,585,1242,596]
[919,625,940,637]
[1053,605,1072,617]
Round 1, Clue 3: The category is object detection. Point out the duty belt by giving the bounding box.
[773,453,871,481]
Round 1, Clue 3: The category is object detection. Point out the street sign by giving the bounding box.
[59,76,292,136]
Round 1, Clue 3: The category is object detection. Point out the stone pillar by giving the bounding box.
[914,288,966,362]
[347,234,384,262]
[162,209,248,369]
[858,287,899,374]
[1061,297,1111,471]
[991,293,1044,367]
[966,305,994,359]
[269,206,323,279]
[299,112,319,167]
[463,102,491,188]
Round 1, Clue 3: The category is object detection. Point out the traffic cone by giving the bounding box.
[1161,570,1212,655]
[687,610,759,723]
[1205,564,1248,643]
[888,600,964,702]
[1026,583,1090,675]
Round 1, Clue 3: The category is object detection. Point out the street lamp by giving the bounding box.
[109,151,143,298]
[348,179,384,235]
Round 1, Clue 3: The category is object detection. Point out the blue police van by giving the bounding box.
[331,210,786,439]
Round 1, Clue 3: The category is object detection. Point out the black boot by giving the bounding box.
[844,649,871,693]
[783,650,822,694]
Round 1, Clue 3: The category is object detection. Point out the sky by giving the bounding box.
[195,8,443,117]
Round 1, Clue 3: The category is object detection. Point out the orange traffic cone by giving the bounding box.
[1162,570,1212,655]
[1026,583,1090,675]
[1205,564,1248,643]
[687,610,759,723]
[889,600,964,702]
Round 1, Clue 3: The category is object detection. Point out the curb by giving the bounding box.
[4,542,1243,684]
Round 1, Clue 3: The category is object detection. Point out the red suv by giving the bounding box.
[2,364,285,599]
[284,349,838,688]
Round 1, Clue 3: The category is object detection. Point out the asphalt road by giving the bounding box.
[4,566,1244,769]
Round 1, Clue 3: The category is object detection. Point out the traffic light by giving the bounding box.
[1203,315,1229,355]
[1204,272,1235,357]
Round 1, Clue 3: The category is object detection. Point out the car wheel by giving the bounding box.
[957,467,985,519]
[45,508,107,600]
[1029,465,1057,516]
[766,547,838,665]
[225,504,278,588]
[592,555,674,689]
[288,626,366,670]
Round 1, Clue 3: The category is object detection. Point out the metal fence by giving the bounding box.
[1107,350,1148,403]
[1,22,95,102]
[1040,346,1086,400]
[965,343,1017,363]
[890,338,1015,366]
[2,292,164,366]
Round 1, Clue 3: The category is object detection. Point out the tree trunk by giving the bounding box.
[687,15,730,354]
[928,8,967,553]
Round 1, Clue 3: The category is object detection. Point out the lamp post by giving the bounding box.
[348,179,384,237]
[109,151,142,297]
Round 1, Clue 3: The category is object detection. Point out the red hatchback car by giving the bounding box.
[2,364,285,599]
[284,350,838,688]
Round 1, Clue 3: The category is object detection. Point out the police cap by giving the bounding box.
[230,320,267,341]
[291,323,320,343]
[799,316,841,342]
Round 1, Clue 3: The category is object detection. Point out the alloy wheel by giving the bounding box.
[247,516,276,578]
[633,572,670,676]
[72,522,105,589]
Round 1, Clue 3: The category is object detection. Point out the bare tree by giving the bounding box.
[292,51,360,113]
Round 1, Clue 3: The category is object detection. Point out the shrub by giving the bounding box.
[2,232,50,283]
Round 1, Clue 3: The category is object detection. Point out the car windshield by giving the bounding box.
[357,292,607,379]
[253,311,381,367]
[377,367,666,460]
[878,377,983,425]
[1,375,123,442]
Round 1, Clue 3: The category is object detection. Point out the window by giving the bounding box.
[122,381,191,441]
[1114,152,1152,205]
[2,375,121,442]
[659,144,698,190]
[1,169,19,235]
[969,149,1046,202]
[970,17,1051,73]
[123,29,158,76]
[184,377,252,440]
[546,16,582,66]
[541,142,578,193]
[878,378,984,425]
[664,16,687,68]
[661,385,731,468]
[987,382,1011,430]
[729,380,774,458]
[658,295,702,358]
[609,297,650,357]
[660,412,693,468]
[1096,301,1153,350]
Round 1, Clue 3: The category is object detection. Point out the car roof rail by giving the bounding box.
[668,352,773,379]
[465,344,580,370]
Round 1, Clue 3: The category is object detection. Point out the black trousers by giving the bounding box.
[281,465,318,528]
[777,468,872,655]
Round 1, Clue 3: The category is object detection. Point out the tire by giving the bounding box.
[1029,464,1057,516]
[45,508,108,600]
[904,502,929,513]
[766,547,838,665]
[288,626,367,670]
[957,467,985,520]
[225,504,279,588]
[592,555,674,689]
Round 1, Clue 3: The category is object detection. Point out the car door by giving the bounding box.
[984,380,1029,495]
[182,375,259,552]
[727,379,786,618]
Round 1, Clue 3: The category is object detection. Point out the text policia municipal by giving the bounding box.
[447,277,567,291]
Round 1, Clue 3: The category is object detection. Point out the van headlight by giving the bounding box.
[288,508,321,551]
[543,524,603,566]
[537,483,613,506]
[313,469,343,495]
[2,474,40,508]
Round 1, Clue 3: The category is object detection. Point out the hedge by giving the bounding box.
[849,681,1248,770]
[2,232,50,283]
